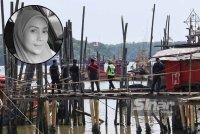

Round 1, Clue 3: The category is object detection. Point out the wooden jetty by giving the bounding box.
[1,1,200,134]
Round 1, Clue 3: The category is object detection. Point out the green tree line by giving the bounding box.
[0,34,185,65]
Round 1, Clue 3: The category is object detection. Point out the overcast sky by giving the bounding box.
[1,0,200,44]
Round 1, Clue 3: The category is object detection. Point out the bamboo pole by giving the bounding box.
[73,100,77,125]
[185,105,190,133]
[119,100,123,126]
[166,15,170,47]
[95,99,99,127]
[190,105,195,133]
[114,100,118,125]
[144,111,151,133]
[105,99,108,125]
[79,6,85,71]
[89,99,95,125]
[179,105,186,131]
[83,37,87,72]
[44,100,50,132]
[133,109,142,133]
[189,54,192,95]
[149,4,155,58]
[52,100,57,128]
[64,100,70,125]
[120,16,128,88]
[81,99,85,125]
[126,99,131,126]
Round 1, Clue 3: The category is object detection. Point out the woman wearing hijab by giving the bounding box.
[13,8,55,64]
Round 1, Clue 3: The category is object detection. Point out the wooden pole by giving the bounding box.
[81,99,85,125]
[95,99,99,127]
[114,100,118,125]
[45,63,48,93]
[189,54,192,95]
[166,15,170,47]
[18,62,24,80]
[119,100,123,126]
[120,16,128,88]
[144,111,151,133]
[83,37,87,72]
[190,105,195,133]
[79,6,85,71]
[14,0,19,11]
[149,4,156,58]
[44,100,50,133]
[133,109,142,133]
[126,99,131,126]
[64,100,70,125]
[89,99,95,125]
[179,105,186,132]
[105,99,108,125]
[185,105,190,133]
[52,100,57,129]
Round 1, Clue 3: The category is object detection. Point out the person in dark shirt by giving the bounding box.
[49,59,61,94]
[70,59,79,92]
[150,58,165,94]
[87,58,100,92]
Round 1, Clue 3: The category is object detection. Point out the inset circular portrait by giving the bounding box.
[4,5,63,64]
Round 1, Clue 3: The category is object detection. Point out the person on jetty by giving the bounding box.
[87,58,101,92]
[150,58,165,94]
[50,59,61,94]
[13,7,55,63]
[70,59,80,92]
[107,60,115,90]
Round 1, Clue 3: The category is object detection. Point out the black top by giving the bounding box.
[152,62,165,74]
[50,64,59,77]
[70,65,79,80]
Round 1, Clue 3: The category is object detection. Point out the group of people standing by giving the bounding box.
[49,58,116,94]
[49,57,164,94]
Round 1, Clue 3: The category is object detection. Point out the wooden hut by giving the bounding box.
[152,47,200,91]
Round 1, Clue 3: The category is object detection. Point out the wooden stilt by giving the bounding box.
[119,100,123,126]
[92,99,100,134]
[114,100,118,125]
[127,99,131,126]
[105,99,108,125]
[64,100,70,125]
[179,105,186,132]
[190,105,195,133]
[144,111,151,133]
[73,100,77,125]
[133,109,142,133]
[95,99,99,127]
[89,99,95,125]
[52,100,57,128]
[44,100,50,131]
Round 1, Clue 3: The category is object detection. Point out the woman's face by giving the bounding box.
[23,17,48,55]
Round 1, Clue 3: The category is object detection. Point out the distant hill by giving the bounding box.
[0,34,186,65]
[72,38,186,62]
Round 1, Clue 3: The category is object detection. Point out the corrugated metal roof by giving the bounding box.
[151,47,200,61]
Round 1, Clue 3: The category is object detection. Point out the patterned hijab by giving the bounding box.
[13,9,55,63]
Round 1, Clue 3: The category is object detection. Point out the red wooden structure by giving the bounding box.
[165,60,200,91]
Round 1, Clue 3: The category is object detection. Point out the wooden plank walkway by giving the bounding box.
[9,88,200,102]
